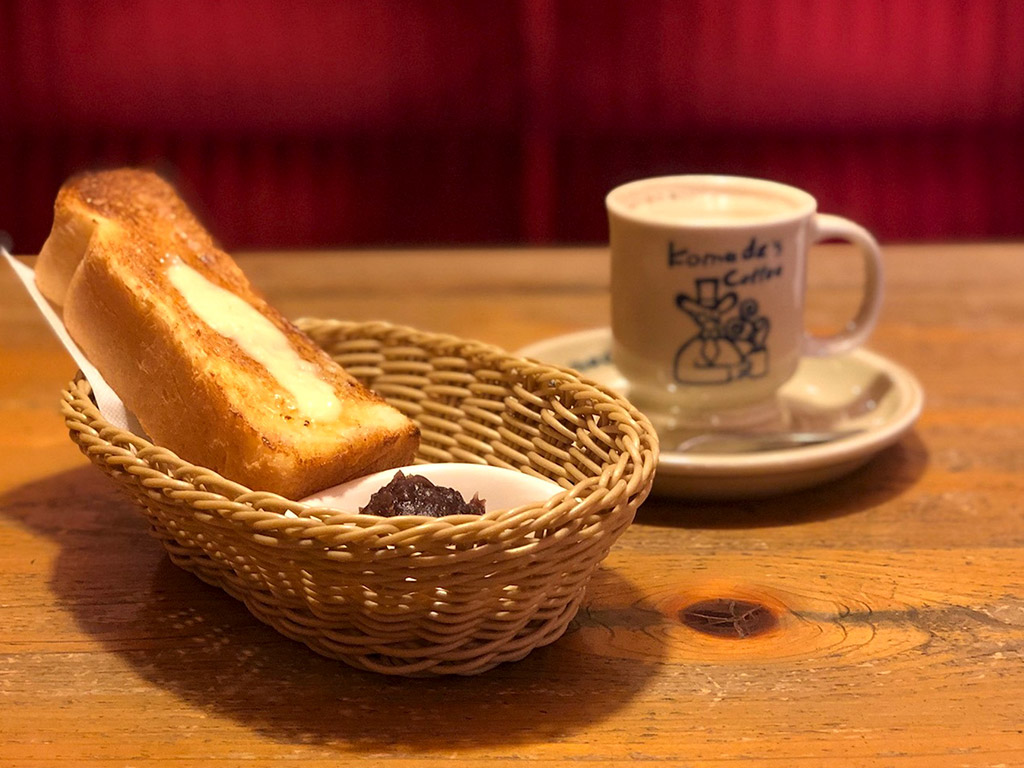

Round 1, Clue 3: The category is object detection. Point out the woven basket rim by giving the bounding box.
[61,319,659,543]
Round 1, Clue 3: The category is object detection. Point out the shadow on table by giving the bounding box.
[635,430,929,529]
[2,466,662,753]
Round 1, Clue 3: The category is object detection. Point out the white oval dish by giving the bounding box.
[518,327,924,500]
[300,463,565,515]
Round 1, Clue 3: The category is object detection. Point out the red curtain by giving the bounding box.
[2,0,1022,250]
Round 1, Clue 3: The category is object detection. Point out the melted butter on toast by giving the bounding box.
[166,260,340,422]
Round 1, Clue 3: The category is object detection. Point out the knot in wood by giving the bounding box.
[679,598,776,638]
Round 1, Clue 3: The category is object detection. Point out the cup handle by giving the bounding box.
[803,213,885,357]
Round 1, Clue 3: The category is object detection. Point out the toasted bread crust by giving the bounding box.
[36,169,218,307]
[40,169,419,498]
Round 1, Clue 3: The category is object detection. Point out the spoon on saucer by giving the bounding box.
[673,429,863,454]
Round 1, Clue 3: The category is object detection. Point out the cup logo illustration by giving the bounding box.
[674,277,770,384]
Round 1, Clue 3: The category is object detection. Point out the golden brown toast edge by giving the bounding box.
[47,170,420,498]
[36,169,214,306]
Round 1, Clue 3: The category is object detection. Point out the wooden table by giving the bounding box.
[2,244,1023,766]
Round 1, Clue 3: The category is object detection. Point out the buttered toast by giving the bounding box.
[37,169,419,499]
[35,169,217,308]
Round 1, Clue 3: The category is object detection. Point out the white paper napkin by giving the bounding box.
[2,247,147,436]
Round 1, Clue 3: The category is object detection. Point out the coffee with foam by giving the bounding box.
[622,184,808,226]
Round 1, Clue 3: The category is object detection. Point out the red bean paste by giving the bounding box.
[360,471,486,518]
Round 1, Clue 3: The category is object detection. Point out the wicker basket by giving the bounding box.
[60,319,659,676]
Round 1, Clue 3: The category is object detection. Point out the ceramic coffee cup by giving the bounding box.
[606,175,883,426]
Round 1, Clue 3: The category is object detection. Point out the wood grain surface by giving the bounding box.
[2,244,1023,766]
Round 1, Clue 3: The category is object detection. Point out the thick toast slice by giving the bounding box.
[36,169,217,307]
[38,169,419,499]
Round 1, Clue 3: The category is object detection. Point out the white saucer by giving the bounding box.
[517,328,924,499]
